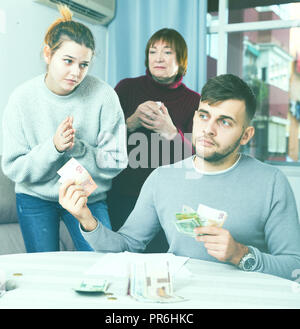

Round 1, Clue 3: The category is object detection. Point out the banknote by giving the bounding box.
[129,261,187,303]
[145,261,172,299]
[197,204,227,227]
[156,101,164,114]
[174,218,200,237]
[174,204,227,236]
[0,269,5,297]
[57,158,97,196]
[73,278,108,293]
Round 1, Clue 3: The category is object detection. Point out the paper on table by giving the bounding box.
[0,269,5,297]
[84,252,189,278]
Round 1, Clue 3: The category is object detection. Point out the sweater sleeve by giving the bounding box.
[81,169,161,252]
[251,170,300,280]
[67,85,128,181]
[1,93,63,184]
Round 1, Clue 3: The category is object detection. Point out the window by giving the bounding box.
[207,1,300,164]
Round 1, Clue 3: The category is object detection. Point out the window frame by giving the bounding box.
[204,0,300,165]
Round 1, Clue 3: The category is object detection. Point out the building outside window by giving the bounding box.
[206,1,300,164]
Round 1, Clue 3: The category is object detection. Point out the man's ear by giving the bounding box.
[43,45,52,65]
[240,126,255,146]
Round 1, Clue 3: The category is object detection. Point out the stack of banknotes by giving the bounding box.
[57,158,98,196]
[73,278,108,293]
[129,261,186,303]
[0,269,5,297]
[174,204,227,237]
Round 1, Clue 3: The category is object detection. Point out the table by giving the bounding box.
[0,251,299,309]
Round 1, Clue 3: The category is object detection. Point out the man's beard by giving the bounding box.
[194,132,244,163]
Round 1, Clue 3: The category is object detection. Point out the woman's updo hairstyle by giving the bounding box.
[44,4,95,55]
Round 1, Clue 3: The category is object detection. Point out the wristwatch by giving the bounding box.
[238,247,257,271]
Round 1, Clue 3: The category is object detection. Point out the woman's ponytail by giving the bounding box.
[43,4,95,55]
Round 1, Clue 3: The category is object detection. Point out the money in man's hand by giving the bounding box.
[57,158,97,196]
[174,204,227,237]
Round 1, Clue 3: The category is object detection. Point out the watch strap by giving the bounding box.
[238,247,257,271]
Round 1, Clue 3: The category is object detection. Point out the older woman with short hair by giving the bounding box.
[108,28,200,252]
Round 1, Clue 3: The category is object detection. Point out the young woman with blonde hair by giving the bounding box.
[2,5,127,252]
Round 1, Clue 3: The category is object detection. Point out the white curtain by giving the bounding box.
[107,0,206,93]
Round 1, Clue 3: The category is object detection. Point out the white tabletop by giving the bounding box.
[0,251,299,309]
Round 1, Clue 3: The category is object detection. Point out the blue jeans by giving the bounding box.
[16,193,111,253]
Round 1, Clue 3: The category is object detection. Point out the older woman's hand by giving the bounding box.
[126,101,178,140]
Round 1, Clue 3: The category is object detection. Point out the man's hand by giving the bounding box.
[126,101,178,140]
[194,226,249,265]
[58,179,97,232]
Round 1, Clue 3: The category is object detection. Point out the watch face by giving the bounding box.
[244,257,256,270]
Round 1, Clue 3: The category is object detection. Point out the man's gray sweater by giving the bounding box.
[82,155,300,280]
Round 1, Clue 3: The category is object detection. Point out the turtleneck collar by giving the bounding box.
[145,69,183,90]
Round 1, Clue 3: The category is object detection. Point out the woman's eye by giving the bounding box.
[64,59,72,64]
[80,63,88,69]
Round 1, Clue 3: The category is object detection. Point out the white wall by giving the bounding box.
[0,0,107,154]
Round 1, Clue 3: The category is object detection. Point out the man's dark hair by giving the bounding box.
[201,74,256,122]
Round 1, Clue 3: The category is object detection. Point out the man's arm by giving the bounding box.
[58,170,162,253]
[195,170,300,280]
[250,170,300,280]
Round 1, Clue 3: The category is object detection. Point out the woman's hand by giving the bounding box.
[126,101,151,132]
[53,116,76,152]
[126,101,178,140]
